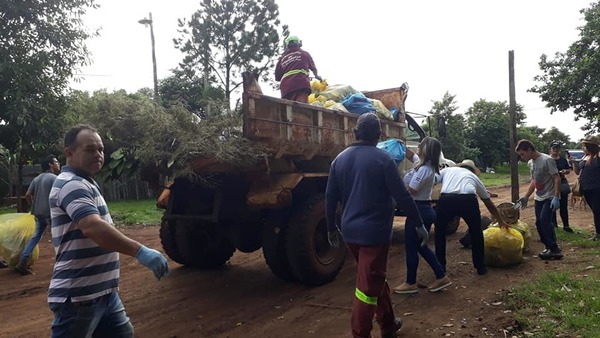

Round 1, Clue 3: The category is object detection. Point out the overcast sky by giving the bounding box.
[73,0,595,141]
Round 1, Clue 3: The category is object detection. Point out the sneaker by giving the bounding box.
[539,249,551,257]
[393,282,418,294]
[476,267,488,275]
[14,261,33,275]
[428,276,452,292]
[563,227,574,233]
[0,259,8,269]
[381,317,402,338]
[539,250,563,260]
[589,234,600,241]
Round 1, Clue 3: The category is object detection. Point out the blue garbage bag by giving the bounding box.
[377,139,406,165]
[340,93,376,115]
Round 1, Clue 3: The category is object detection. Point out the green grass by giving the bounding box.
[506,229,600,337]
[0,205,17,215]
[479,163,531,187]
[107,199,163,226]
[0,199,162,225]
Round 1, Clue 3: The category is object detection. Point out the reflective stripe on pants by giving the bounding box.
[347,243,396,338]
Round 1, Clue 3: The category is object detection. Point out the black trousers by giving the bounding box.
[435,193,485,271]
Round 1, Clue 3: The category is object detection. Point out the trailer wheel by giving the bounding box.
[286,194,347,286]
[175,221,236,269]
[159,216,185,265]
[262,209,296,282]
[446,216,461,235]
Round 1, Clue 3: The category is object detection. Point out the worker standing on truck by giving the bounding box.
[47,124,169,337]
[434,160,508,276]
[325,113,428,338]
[274,35,321,103]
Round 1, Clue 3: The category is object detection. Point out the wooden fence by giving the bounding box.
[96,176,154,202]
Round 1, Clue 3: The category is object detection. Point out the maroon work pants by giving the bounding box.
[282,88,310,103]
[347,243,396,338]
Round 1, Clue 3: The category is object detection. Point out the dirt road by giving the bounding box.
[1,179,596,338]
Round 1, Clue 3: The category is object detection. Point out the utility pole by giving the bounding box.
[139,12,159,104]
[508,50,519,203]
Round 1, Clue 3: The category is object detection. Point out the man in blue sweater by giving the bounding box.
[326,113,427,338]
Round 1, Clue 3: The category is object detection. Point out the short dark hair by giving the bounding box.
[354,113,381,142]
[41,154,56,171]
[64,124,97,149]
[515,139,536,152]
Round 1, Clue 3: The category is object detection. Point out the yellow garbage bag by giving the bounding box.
[371,99,393,120]
[0,213,39,268]
[310,79,328,93]
[308,93,327,104]
[490,220,531,253]
[319,84,358,102]
[484,227,524,267]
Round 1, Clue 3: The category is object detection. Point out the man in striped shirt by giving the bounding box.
[48,124,169,337]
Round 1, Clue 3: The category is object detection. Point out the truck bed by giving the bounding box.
[242,88,407,161]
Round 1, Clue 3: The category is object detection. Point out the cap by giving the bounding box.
[550,140,562,148]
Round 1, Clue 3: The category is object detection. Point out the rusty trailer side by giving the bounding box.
[242,91,406,161]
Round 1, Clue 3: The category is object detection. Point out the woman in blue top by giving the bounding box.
[394,137,452,294]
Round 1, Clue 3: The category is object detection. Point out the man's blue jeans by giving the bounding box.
[535,199,559,251]
[49,291,134,338]
[20,215,49,263]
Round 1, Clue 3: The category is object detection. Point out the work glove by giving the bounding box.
[315,75,323,81]
[516,195,529,209]
[136,245,169,280]
[415,225,429,247]
[551,196,561,211]
[327,229,343,248]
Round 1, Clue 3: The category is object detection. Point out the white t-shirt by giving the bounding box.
[403,155,435,201]
[438,167,490,199]
[528,153,559,201]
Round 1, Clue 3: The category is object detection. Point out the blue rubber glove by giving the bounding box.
[416,225,429,247]
[551,196,560,211]
[136,246,169,280]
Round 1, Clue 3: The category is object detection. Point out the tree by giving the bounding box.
[175,0,281,103]
[427,92,475,162]
[0,0,97,205]
[530,2,600,133]
[159,68,225,118]
[464,100,525,168]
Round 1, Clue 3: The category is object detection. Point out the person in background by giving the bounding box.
[48,124,169,337]
[434,160,508,275]
[516,139,563,260]
[274,35,321,103]
[548,141,574,233]
[14,155,61,275]
[325,113,427,338]
[394,137,452,295]
[570,135,600,240]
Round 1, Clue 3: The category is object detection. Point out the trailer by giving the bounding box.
[158,85,445,286]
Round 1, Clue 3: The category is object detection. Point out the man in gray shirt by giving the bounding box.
[15,155,60,275]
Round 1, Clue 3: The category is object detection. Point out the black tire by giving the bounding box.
[262,210,296,282]
[446,216,461,235]
[175,221,236,269]
[159,216,186,265]
[285,194,347,286]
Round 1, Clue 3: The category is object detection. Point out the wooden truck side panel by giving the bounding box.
[242,89,407,161]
